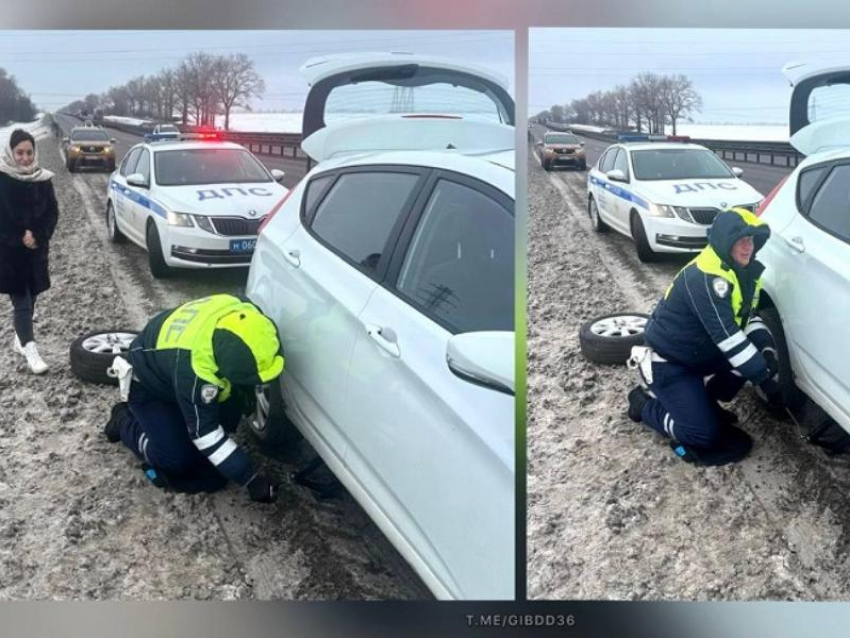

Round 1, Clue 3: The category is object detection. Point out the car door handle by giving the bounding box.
[283,249,301,268]
[365,324,400,358]
[784,236,805,254]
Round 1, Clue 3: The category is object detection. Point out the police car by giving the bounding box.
[105,139,287,278]
[587,135,764,261]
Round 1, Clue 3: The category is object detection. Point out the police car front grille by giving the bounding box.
[688,207,720,225]
[209,217,264,236]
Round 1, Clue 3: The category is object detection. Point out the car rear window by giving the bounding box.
[631,148,734,181]
[71,130,109,142]
[310,171,420,274]
[154,148,272,186]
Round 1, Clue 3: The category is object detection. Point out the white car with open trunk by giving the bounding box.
[245,52,515,600]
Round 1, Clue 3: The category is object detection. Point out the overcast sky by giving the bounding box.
[530,28,850,125]
[0,30,513,113]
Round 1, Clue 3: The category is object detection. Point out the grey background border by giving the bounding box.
[6,1,850,636]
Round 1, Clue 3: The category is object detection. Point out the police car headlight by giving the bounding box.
[167,211,195,227]
[193,215,215,233]
[649,203,676,218]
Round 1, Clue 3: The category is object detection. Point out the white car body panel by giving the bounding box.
[757,62,850,434]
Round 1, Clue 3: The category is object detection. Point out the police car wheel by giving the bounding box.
[588,197,608,233]
[754,307,805,411]
[249,382,302,451]
[579,312,649,365]
[106,202,127,244]
[70,329,139,385]
[630,214,656,263]
[146,222,172,279]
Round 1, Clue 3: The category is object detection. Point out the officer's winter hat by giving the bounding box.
[212,308,284,386]
[708,207,771,266]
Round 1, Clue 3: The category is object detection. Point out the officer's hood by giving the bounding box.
[212,309,285,386]
[708,208,771,267]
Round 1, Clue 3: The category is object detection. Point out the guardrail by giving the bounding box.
[98,118,314,170]
[540,121,803,168]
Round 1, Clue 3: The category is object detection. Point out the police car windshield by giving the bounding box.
[545,134,579,144]
[70,129,109,141]
[631,149,734,181]
[154,149,272,186]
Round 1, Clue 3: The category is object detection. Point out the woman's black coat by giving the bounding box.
[0,171,59,296]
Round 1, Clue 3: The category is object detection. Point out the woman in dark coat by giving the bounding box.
[0,129,59,374]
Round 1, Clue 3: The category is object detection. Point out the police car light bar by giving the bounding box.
[618,133,649,143]
[666,135,691,142]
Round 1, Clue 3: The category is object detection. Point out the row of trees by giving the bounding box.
[536,73,702,136]
[0,68,37,127]
[61,52,265,131]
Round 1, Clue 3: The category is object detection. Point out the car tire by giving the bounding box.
[588,197,609,233]
[579,161,587,171]
[756,307,806,410]
[542,160,551,171]
[66,158,75,173]
[579,312,649,365]
[248,380,303,451]
[146,222,172,279]
[631,213,656,263]
[106,201,127,244]
[69,329,139,386]
[106,161,116,172]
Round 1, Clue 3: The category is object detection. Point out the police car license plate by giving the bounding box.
[230,239,256,253]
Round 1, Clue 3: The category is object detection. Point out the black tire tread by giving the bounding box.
[579,312,649,365]
[69,329,139,386]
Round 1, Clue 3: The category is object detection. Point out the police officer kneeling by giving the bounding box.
[104,294,284,502]
[627,207,782,465]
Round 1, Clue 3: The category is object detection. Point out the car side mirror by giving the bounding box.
[731,167,744,177]
[62,137,69,144]
[446,331,514,395]
[607,169,627,183]
[580,142,585,147]
[110,138,117,144]
[270,169,286,182]
[126,173,149,189]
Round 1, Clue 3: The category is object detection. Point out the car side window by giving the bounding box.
[395,178,514,334]
[807,164,850,242]
[120,148,141,177]
[310,171,420,274]
[797,164,828,211]
[302,174,335,219]
[613,149,629,179]
[599,149,616,173]
[134,150,151,184]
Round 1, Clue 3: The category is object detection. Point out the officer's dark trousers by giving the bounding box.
[641,358,745,449]
[117,381,241,493]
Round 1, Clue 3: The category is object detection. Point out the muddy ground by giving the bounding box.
[0,124,429,600]
[526,148,850,600]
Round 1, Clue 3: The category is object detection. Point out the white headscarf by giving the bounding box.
[0,134,54,182]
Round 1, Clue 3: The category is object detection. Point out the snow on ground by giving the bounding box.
[216,112,302,133]
[0,115,52,145]
[557,122,790,142]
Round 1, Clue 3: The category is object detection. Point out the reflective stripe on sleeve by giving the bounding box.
[207,439,238,466]
[717,331,747,353]
[193,426,226,451]
[729,343,759,369]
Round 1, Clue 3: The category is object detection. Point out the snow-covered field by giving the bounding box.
[560,122,790,142]
[0,114,51,145]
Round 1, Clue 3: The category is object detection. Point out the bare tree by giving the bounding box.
[212,53,265,130]
[549,104,565,123]
[661,74,702,135]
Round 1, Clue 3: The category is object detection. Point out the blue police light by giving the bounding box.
[618,133,650,143]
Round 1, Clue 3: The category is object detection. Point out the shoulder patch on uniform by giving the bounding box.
[200,384,219,404]
[712,277,729,298]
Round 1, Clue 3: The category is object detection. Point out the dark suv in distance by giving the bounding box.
[64,126,116,172]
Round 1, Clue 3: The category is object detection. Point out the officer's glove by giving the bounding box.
[759,378,784,407]
[247,473,279,503]
[763,350,779,378]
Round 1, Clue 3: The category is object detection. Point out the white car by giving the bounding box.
[106,139,288,278]
[245,52,515,600]
[755,61,850,433]
[587,137,764,261]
